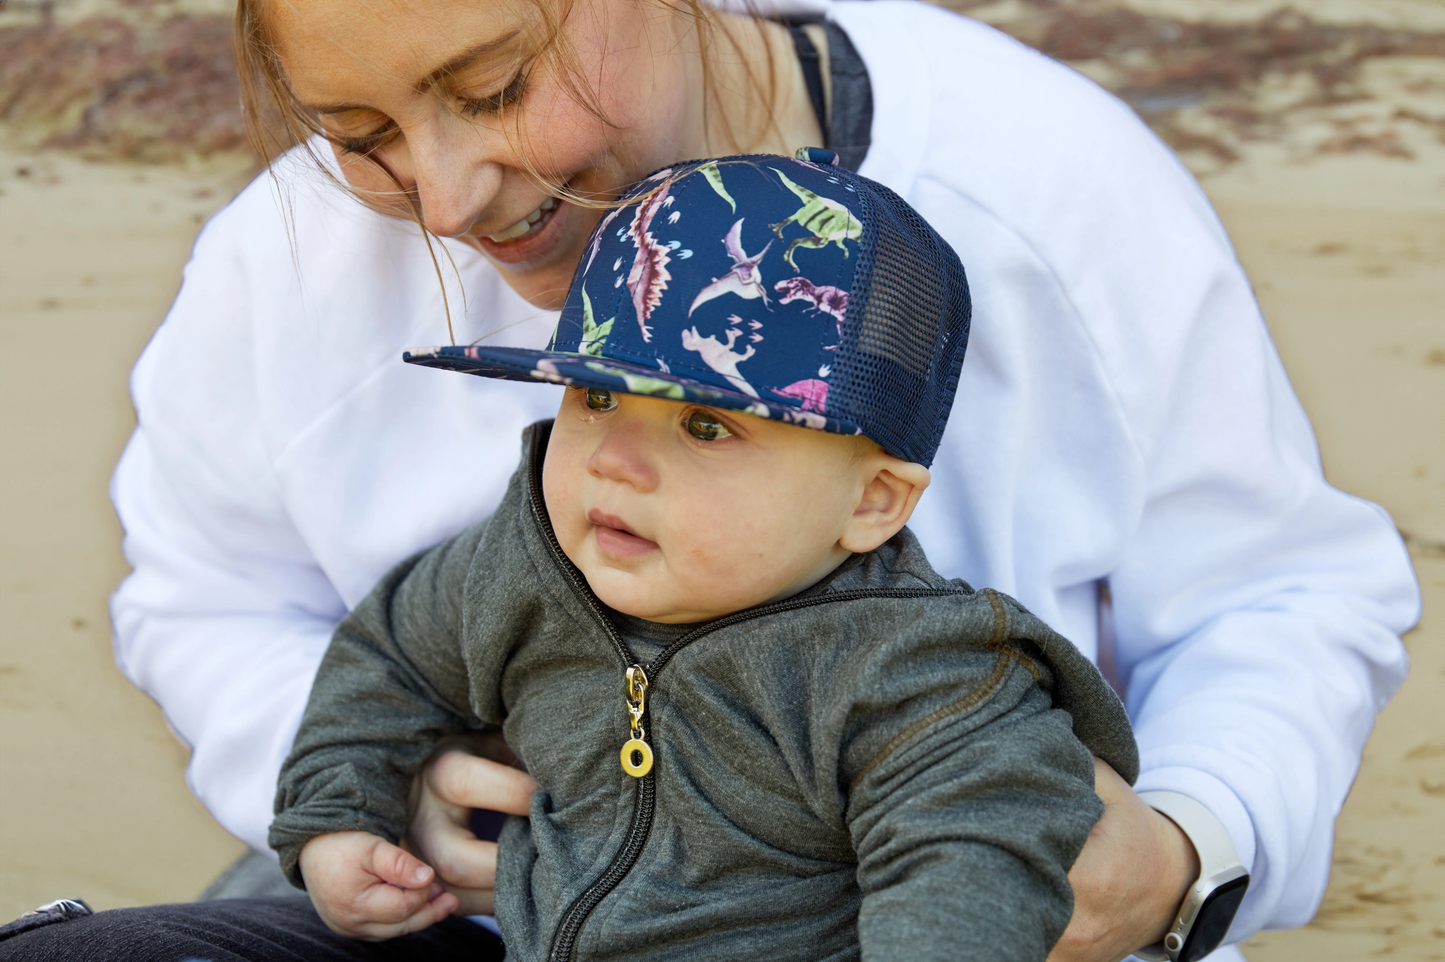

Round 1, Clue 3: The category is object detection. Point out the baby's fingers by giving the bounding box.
[348,879,458,937]
[368,838,436,890]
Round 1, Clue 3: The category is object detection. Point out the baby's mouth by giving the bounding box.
[485,196,559,243]
[588,509,659,558]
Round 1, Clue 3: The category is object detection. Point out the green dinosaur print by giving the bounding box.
[700,162,736,213]
[585,362,686,400]
[768,168,862,270]
[578,287,615,357]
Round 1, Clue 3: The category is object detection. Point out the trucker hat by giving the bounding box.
[404,149,971,467]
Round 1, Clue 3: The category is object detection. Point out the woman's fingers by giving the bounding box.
[444,885,495,917]
[404,749,536,902]
[426,836,500,891]
[427,749,537,815]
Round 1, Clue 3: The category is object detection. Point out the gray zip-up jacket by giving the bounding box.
[271,422,1138,962]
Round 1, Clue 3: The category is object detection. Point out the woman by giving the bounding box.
[4,0,1418,958]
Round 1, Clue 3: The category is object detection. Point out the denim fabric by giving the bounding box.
[0,898,502,962]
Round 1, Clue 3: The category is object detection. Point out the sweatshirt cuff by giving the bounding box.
[1131,765,1257,878]
[269,806,406,890]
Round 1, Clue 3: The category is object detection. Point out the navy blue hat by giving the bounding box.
[405,150,971,466]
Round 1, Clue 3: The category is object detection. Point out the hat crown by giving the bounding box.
[550,156,970,465]
[404,154,970,467]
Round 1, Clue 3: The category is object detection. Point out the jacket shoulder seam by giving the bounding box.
[848,589,1038,792]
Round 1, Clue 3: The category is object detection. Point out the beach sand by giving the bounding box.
[0,0,1442,955]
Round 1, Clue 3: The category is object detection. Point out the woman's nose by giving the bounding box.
[405,122,506,237]
[587,418,660,493]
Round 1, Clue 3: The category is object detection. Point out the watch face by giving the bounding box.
[1179,875,1250,962]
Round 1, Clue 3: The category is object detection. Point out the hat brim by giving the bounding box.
[404,345,863,437]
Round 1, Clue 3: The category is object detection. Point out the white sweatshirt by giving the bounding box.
[111,0,1419,948]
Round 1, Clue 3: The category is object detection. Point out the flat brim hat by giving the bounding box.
[405,150,971,467]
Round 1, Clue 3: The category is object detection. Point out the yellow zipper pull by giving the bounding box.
[620,664,653,778]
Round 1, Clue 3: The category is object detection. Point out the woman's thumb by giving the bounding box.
[371,839,435,889]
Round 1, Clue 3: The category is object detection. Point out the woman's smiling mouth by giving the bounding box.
[486,196,558,242]
[473,187,586,269]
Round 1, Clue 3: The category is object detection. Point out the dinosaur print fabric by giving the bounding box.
[406,152,972,466]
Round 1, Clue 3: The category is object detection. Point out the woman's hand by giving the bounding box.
[405,745,537,915]
[1048,759,1201,962]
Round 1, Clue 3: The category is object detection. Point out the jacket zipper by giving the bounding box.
[524,424,966,961]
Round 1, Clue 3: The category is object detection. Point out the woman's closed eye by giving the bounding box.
[460,67,529,118]
[337,121,399,156]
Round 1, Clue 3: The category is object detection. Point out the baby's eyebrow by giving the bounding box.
[413,30,523,94]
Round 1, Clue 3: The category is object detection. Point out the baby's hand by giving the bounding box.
[299,831,460,939]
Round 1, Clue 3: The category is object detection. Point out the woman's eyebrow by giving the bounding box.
[305,31,524,114]
[413,30,523,93]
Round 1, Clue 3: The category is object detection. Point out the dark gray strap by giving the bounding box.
[787,25,830,148]
[822,21,872,172]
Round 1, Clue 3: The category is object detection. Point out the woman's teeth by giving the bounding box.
[487,197,559,242]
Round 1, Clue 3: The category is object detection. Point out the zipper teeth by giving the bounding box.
[525,425,630,663]
[524,423,970,961]
[548,773,655,962]
[528,424,651,962]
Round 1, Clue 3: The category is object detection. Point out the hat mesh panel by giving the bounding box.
[829,179,970,467]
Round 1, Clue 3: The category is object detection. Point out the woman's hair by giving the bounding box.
[233,0,786,187]
[231,0,788,344]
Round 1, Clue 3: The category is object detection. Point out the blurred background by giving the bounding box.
[0,0,1441,956]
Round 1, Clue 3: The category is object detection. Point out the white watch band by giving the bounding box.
[1134,791,1247,962]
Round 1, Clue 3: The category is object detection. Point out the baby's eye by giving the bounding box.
[585,388,618,412]
[685,410,733,441]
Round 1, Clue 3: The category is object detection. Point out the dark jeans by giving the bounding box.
[0,897,505,962]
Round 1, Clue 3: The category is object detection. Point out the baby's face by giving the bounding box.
[543,387,899,623]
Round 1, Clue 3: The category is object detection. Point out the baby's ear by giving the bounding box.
[838,456,931,554]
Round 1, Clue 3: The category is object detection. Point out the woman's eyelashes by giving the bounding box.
[460,67,530,118]
[333,65,529,155]
[337,122,398,157]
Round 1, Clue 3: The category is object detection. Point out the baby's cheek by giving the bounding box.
[676,520,781,595]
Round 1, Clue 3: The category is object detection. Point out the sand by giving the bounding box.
[0,152,256,914]
[0,2,1443,956]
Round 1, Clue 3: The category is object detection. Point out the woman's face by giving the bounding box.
[270,0,705,308]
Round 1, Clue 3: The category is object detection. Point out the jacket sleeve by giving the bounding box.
[844,644,1103,962]
[268,525,485,886]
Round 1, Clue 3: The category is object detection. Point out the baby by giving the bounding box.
[271,153,1137,961]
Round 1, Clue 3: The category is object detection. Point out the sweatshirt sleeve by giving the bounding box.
[843,638,1105,961]
[269,524,486,887]
[109,178,347,855]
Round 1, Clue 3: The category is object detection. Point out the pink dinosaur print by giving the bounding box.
[688,218,773,316]
[681,326,758,397]
[625,185,674,342]
[585,207,623,274]
[773,276,848,333]
[775,379,829,414]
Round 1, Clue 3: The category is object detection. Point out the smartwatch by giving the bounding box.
[1134,792,1250,962]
